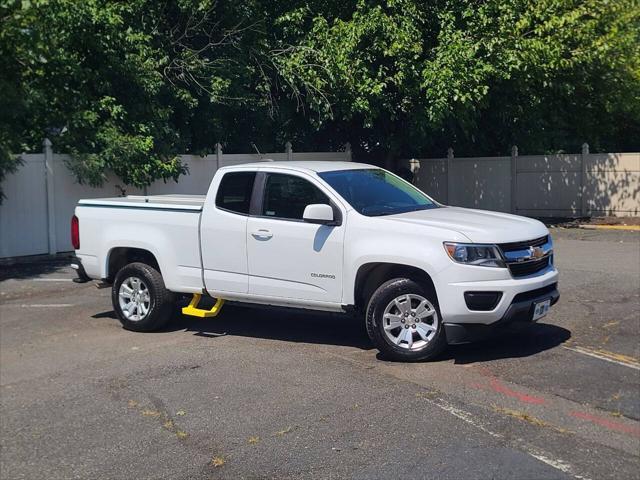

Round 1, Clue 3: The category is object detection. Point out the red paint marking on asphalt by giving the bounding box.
[471,365,494,377]
[569,411,640,438]
[466,365,547,405]
[488,378,547,405]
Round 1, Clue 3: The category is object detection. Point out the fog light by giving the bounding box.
[464,292,502,311]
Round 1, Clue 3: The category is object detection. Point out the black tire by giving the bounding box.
[111,262,175,332]
[365,278,447,362]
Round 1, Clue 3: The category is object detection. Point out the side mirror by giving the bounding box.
[303,204,335,225]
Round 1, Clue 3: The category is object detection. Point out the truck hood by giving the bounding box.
[381,207,548,243]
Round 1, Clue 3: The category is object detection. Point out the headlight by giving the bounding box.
[443,242,506,268]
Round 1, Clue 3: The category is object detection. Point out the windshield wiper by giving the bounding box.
[363,205,398,216]
[365,204,436,216]
[405,204,438,213]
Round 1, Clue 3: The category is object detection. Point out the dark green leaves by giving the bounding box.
[0,0,637,201]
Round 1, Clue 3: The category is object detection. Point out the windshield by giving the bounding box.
[318,168,438,216]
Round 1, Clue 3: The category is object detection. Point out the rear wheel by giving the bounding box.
[112,262,174,332]
[365,278,446,361]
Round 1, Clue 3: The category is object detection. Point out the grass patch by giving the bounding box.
[493,406,570,433]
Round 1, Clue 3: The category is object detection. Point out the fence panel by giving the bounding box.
[292,152,350,162]
[450,157,511,212]
[407,151,639,218]
[515,154,582,217]
[412,159,447,204]
[0,155,49,257]
[147,155,218,196]
[585,153,639,216]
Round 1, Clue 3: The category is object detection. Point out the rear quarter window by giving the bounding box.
[215,172,256,214]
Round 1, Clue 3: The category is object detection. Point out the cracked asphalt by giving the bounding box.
[1,227,639,479]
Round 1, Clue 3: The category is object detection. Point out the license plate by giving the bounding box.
[532,299,551,321]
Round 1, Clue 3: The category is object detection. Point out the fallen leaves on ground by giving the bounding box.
[141,409,161,417]
[275,426,294,436]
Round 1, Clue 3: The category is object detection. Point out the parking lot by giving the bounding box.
[1,227,638,480]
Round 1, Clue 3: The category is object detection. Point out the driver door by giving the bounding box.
[246,172,345,303]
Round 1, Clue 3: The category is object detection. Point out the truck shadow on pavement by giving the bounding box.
[438,323,572,365]
[174,304,375,350]
[94,304,572,362]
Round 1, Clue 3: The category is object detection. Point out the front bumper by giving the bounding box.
[444,283,560,345]
[436,263,559,325]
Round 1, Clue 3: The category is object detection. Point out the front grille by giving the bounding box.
[498,235,548,251]
[507,256,551,277]
[499,235,552,278]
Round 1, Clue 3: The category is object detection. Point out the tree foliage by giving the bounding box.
[1,0,638,198]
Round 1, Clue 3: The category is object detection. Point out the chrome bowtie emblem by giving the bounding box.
[528,246,544,259]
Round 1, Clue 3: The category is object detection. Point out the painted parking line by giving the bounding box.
[563,345,640,371]
[31,278,73,282]
[21,304,75,308]
[426,397,592,480]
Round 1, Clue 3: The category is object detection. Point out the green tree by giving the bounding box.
[0,0,333,198]
[284,0,640,158]
[1,0,638,200]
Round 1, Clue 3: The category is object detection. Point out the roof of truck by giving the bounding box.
[223,161,375,173]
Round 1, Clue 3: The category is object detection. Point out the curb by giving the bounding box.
[578,225,640,232]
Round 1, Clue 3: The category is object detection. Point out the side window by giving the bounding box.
[215,171,256,214]
[262,173,330,220]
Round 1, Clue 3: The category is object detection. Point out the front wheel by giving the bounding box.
[112,262,175,332]
[365,278,446,361]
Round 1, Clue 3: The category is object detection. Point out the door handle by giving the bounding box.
[251,229,273,240]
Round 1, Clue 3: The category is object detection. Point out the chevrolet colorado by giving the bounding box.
[72,161,559,361]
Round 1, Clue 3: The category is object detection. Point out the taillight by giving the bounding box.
[71,215,80,250]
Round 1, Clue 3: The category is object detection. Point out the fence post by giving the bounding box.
[581,142,589,217]
[285,141,293,161]
[43,138,57,255]
[446,147,454,205]
[215,142,222,169]
[344,142,352,161]
[510,145,518,213]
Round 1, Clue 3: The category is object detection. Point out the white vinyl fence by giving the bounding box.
[0,140,351,258]
[403,145,639,218]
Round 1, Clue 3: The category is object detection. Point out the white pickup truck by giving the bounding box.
[72,161,559,361]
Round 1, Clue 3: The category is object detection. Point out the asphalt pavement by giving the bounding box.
[1,227,639,480]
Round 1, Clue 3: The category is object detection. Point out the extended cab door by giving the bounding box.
[200,170,257,294]
[246,171,345,303]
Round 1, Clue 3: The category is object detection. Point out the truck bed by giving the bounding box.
[79,194,205,211]
[75,194,205,293]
